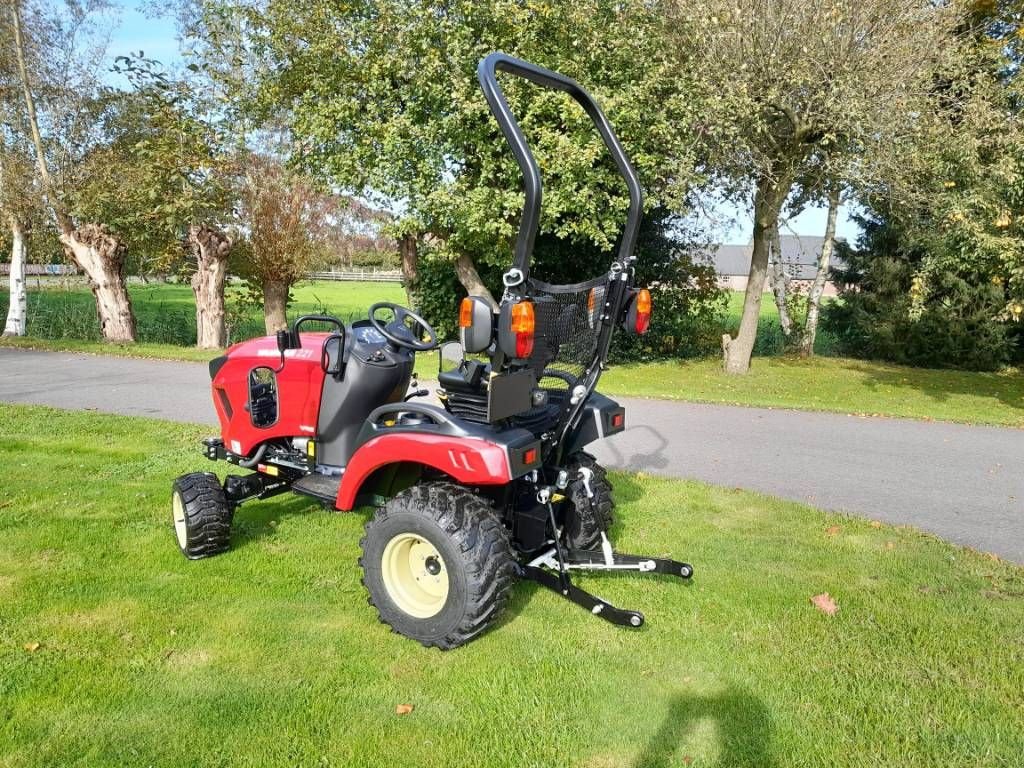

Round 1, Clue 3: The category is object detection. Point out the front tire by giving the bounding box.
[171,472,232,559]
[360,482,516,649]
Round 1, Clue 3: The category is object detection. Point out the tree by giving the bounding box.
[0,32,40,338]
[109,54,237,348]
[828,0,1024,363]
[212,0,701,308]
[672,0,961,373]
[0,145,36,337]
[8,0,139,342]
[235,154,335,332]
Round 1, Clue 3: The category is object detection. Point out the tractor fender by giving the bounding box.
[335,427,540,511]
[563,392,626,455]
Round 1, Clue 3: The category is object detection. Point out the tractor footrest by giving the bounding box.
[292,472,342,503]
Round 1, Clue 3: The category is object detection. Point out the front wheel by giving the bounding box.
[171,472,232,559]
[359,482,516,649]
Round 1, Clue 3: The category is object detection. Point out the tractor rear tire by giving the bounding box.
[563,452,615,551]
[171,472,232,559]
[359,482,516,650]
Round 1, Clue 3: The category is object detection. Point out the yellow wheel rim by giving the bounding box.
[381,532,450,618]
[172,491,187,549]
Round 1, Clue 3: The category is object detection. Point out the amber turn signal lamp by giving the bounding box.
[510,301,535,358]
[459,297,474,328]
[634,289,651,334]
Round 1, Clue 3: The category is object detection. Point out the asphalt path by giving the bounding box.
[2,347,1022,561]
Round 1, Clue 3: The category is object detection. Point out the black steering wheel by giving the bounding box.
[368,302,439,352]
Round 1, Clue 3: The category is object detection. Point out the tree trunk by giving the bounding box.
[800,186,840,357]
[12,2,136,343]
[722,174,792,374]
[399,233,419,307]
[60,224,136,343]
[263,279,290,334]
[454,251,497,309]
[768,221,793,339]
[189,225,231,348]
[3,215,28,337]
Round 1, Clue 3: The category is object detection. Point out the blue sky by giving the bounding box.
[106,1,862,246]
[106,1,179,74]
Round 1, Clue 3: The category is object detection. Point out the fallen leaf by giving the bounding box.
[884,541,895,551]
[395,703,414,715]
[811,593,838,616]
[825,525,841,536]
[23,642,40,652]
[870,520,882,529]
[683,757,694,766]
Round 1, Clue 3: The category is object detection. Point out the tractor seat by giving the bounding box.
[437,358,488,395]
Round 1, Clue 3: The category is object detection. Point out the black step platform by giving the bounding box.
[292,472,342,503]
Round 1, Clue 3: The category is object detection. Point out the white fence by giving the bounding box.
[309,268,403,283]
[0,264,78,276]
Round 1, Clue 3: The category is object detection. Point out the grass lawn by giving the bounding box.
[3,281,1021,427]
[1,405,1022,767]
[600,356,1024,428]
[0,279,409,346]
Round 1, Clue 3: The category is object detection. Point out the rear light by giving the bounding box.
[587,287,601,328]
[611,412,624,429]
[459,297,474,328]
[634,288,651,334]
[510,301,535,358]
[522,447,538,465]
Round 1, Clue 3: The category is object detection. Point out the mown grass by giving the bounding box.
[0,280,409,346]
[3,281,1020,427]
[600,355,1024,427]
[1,405,1022,767]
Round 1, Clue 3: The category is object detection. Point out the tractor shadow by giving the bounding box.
[600,424,672,472]
[229,494,322,550]
[633,687,776,768]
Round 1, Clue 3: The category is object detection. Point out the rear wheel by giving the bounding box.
[171,472,232,559]
[360,482,516,649]
[563,453,615,550]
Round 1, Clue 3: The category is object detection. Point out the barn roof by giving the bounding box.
[707,235,846,280]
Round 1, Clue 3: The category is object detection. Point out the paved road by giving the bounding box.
[2,347,1023,561]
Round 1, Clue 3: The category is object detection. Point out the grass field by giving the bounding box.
[0,278,792,347]
[600,356,1024,427]
[2,405,1022,767]
[3,280,1021,427]
[0,279,410,346]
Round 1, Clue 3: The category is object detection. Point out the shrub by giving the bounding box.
[414,209,726,362]
[826,230,1013,371]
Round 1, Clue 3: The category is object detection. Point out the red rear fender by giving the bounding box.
[335,432,527,510]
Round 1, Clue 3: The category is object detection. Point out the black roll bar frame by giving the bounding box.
[476,52,644,284]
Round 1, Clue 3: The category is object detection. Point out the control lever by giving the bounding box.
[404,373,430,401]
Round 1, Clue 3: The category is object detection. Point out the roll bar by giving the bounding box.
[476,52,644,283]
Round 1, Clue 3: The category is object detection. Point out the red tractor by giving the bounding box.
[171,53,692,649]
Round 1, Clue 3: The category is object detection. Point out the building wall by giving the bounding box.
[717,276,840,297]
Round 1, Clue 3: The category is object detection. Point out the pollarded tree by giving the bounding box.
[104,54,237,348]
[0,36,41,338]
[671,0,962,373]
[8,0,139,342]
[235,154,335,333]
[204,0,702,308]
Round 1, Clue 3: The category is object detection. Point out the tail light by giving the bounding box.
[510,301,535,358]
[634,289,651,334]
